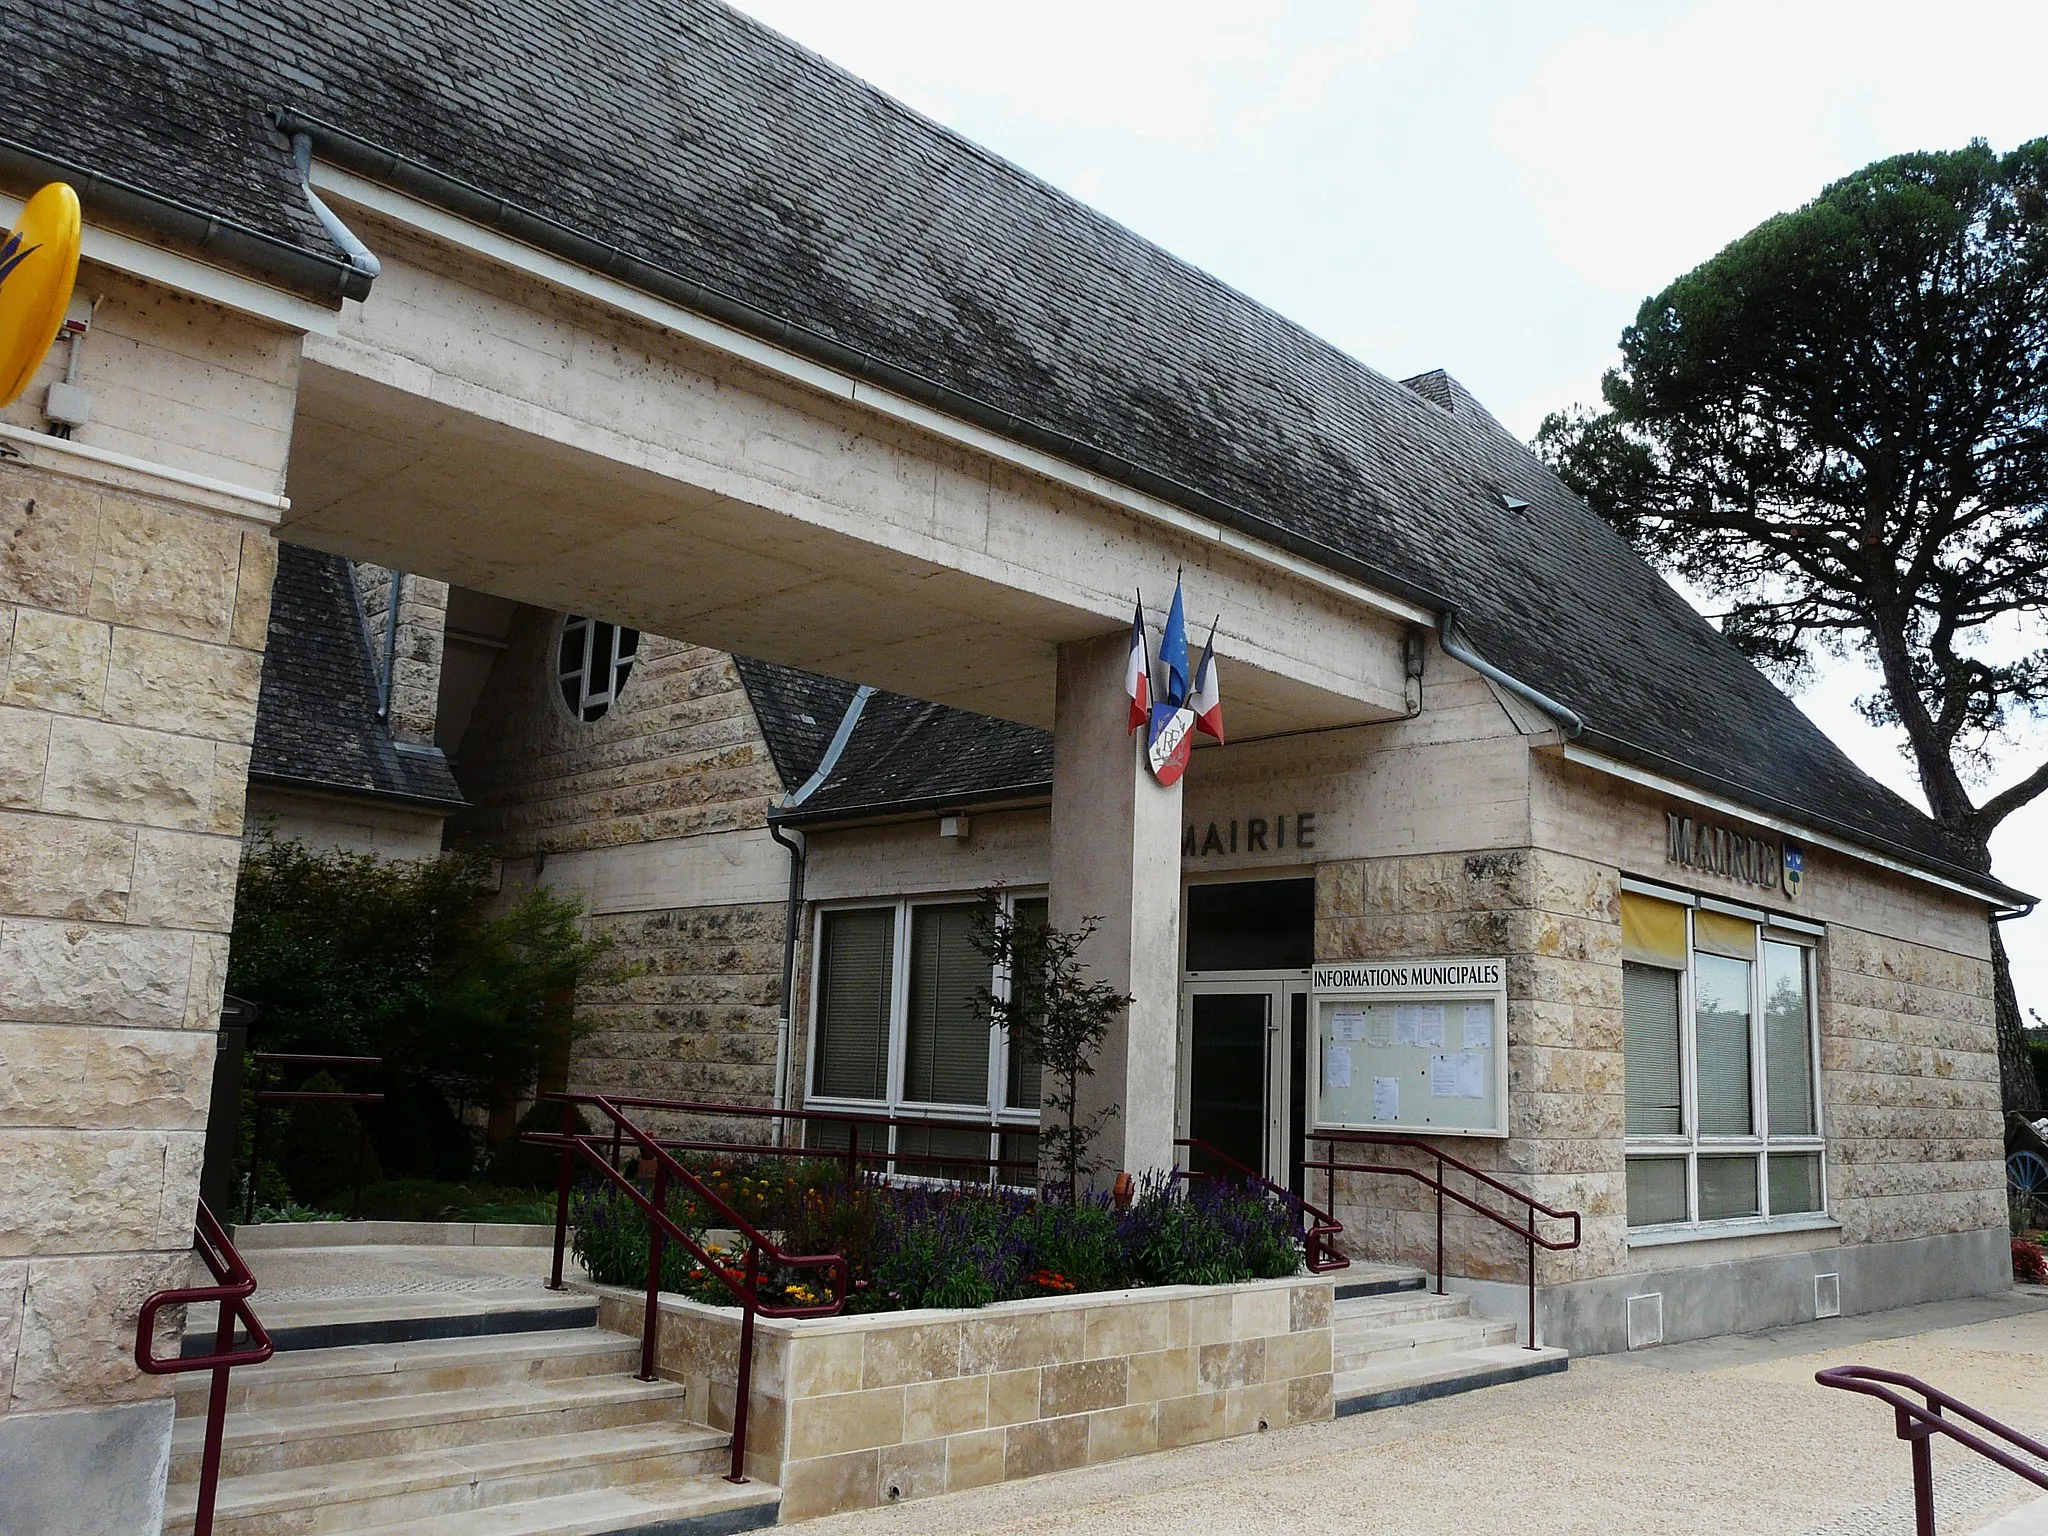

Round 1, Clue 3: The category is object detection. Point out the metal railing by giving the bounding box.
[244,1052,384,1220]
[540,1092,1041,1191]
[1175,1135,1349,1273]
[1817,1365,2048,1535]
[1303,1129,1581,1349]
[524,1093,853,1483]
[135,1200,273,1536]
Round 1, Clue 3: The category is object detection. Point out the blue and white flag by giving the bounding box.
[1146,577,1197,786]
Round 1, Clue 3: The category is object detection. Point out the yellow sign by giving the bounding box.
[0,183,83,409]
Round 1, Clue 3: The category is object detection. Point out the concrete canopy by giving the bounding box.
[278,218,1421,740]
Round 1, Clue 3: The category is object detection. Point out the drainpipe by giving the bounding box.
[1437,612,1583,739]
[766,685,877,1137]
[374,569,403,723]
[287,130,382,282]
[767,817,806,1140]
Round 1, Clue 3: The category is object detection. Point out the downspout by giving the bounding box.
[374,569,403,723]
[288,131,382,281]
[767,685,877,1135]
[1438,612,1584,739]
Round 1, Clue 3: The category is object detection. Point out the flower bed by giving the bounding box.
[570,1162,1303,1312]
[589,1270,1337,1519]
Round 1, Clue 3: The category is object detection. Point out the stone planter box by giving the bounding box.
[591,1272,1336,1520]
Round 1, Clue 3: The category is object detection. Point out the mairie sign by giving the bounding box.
[0,184,83,410]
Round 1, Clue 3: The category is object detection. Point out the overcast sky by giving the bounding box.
[732,0,2048,1013]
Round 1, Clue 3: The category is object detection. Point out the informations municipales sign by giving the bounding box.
[1310,956,1507,1137]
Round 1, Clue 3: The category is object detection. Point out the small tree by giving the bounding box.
[974,892,1132,1204]
[1537,139,2048,1110]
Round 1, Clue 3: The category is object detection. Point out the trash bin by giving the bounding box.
[199,995,256,1215]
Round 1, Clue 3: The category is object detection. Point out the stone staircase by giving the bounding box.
[165,1297,779,1536]
[1330,1270,1568,1415]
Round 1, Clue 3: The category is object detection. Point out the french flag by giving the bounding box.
[1125,597,1151,733]
[1191,619,1224,743]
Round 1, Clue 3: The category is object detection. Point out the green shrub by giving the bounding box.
[274,1071,382,1206]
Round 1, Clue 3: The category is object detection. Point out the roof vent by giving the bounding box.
[1500,493,1532,515]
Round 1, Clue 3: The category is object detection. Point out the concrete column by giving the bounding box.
[1049,630,1183,1183]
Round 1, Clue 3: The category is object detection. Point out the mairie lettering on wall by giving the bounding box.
[1183,811,1316,858]
[1667,812,1805,899]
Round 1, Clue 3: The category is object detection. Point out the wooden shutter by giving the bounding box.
[813,908,894,1100]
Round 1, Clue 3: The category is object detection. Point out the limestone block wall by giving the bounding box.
[1821,926,2003,1245]
[242,784,449,861]
[596,1274,1335,1521]
[452,607,791,1120]
[1313,847,1626,1290]
[0,453,278,1439]
[568,900,787,1123]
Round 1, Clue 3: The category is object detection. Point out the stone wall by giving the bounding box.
[1821,925,2004,1245]
[1313,846,1624,1293]
[452,605,791,1120]
[596,1274,1335,1521]
[0,452,279,1481]
[243,785,449,861]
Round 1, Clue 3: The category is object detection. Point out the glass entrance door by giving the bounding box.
[1179,975,1308,1187]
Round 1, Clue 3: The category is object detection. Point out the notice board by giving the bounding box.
[1310,958,1507,1137]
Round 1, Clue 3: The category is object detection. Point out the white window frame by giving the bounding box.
[1623,891,1829,1241]
[803,889,1044,1179]
[555,614,640,723]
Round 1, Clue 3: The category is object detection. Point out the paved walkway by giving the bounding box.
[798,1293,2048,1536]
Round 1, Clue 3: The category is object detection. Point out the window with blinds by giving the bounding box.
[1623,965,1683,1136]
[902,904,992,1106]
[1622,889,1825,1232]
[812,908,894,1100]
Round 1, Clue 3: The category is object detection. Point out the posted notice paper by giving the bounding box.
[1372,1076,1400,1122]
[1325,1045,1353,1090]
[1429,1052,1488,1100]
[1330,1010,1367,1043]
[1462,1004,1493,1052]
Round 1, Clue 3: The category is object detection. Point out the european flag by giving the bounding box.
[1157,578,1190,708]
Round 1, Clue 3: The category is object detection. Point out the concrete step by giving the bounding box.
[175,1328,639,1416]
[1972,1493,2048,1535]
[330,1476,780,1536]
[1334,1343,1569,1416]
[162,1423,731,1536]
[171,1375,694,1483]
[1331,1290,1474,1332]
[1330,1262,1430,1300]
[185,1288,597,1355]
[1333,1314,1520,1374]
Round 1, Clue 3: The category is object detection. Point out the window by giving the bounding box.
[558,615,639,722]
[1622,887,1824,1231]
[805,893,1042,1183]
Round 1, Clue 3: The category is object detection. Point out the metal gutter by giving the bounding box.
[246,769,466,812]
[0,133,368,303]
[1437,614,1583,739]
[778,783,1055,830]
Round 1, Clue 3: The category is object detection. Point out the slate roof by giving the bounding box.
[251,542,465,809]
[735,657,1052,823]
[0,0,2015,899]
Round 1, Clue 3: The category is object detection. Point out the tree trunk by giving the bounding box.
[1992,919,2040,1116]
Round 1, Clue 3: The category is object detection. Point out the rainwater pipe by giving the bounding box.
[374,569,403,723]
[767,685,877,1139]
[1437,611,1583,739]
[288,131,382,282]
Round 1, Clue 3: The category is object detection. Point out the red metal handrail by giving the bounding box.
[1817,1365,2048,1535]
[245,1052,384,1220]
[135,1200,273,1536]
[1304,1129,1581,1349]
[1175,1135,1349,1273]
[525,1093,852,1484]
[555,1092,1040,1190]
